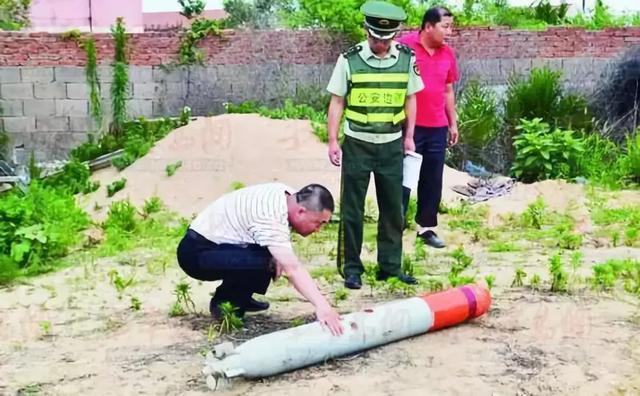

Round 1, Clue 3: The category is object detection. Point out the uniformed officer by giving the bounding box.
[326,1,424,290]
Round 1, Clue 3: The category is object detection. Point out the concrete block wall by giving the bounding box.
[1,28,639,160]
[0,65,154,159]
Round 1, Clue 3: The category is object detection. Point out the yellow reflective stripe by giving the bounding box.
[351,73,409,83]
[345,109,369,123]
[393,110,406,124]
[345,109,406,124]
[349,88,407,107]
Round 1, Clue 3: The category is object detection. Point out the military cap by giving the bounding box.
[360,1,407,40]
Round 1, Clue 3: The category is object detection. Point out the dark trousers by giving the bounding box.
[338,136,403,278]
[403,126,448,228]
[176,229,272,311]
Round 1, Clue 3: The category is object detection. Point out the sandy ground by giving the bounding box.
[2,115,640,395]
[1,244,639,396]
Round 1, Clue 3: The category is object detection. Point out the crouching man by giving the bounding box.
[177,182,344,336]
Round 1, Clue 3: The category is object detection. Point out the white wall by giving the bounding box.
[142,0,223,12]
[446,0,640,15]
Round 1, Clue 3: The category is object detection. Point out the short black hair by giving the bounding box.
[421,6,453,30]
[295,184,335,213]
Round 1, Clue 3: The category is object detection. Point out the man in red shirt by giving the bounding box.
[399,6,459,248]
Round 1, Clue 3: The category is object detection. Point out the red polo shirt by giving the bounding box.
[398,32,459,128]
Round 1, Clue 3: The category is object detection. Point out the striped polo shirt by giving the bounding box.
[190,182,294,249]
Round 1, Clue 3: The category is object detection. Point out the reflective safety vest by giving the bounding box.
[344,44,412,134]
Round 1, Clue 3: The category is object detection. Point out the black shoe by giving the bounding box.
[376,272,418,285]
[417,230,446,248]
[344,274,362,290]
[244,297,270,312]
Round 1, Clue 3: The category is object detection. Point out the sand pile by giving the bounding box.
[81,114,475,219]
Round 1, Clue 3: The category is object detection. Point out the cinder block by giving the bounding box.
[0,83,33,99]
[133,83,158,99]
[129,66,153,83]
[69,116,97,132]
[56,99,88,115]
[2,117,35,133]
[0,100,23,116]
[0,67,22,83]
[97,66,114,83]
[66,83,90,99]
[128,99,153,118]
[34,83,66,99]
[152,66,189,83]
[21,68,54,83]
[24,99,56,117]
[54,67,86,83]
[31,132,89,160]
[36,116,70,132]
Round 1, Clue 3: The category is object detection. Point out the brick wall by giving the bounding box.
[1,28,639,67]
[1,27,639,160]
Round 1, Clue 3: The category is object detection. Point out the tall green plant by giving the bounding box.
[110,17,129,139]
[505,67,591,131]
[618,132,640,185]
[83,37,102,128]
[457,80,500,159]
[0,101,8,158]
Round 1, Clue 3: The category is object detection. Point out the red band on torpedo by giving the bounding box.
[460,286,478,318]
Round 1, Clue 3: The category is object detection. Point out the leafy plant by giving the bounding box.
[530,273,542,291]
[511,267,527,287]
[130,296,142,311]
[0,0,31,30]
[106,178,127,197]
[448,246,476,287]
[590,259,640,295]
[178,17,221,65]
[217,301,244,334]
[174,280,197,314]
[38,320,52,337]
[166,160,183,177]
[103,200,137,232]
[534,0,568,24]
[549,252,568,293]
[484,274,495,290]
[179,106,192,126]
[108,269,135,297]
[511,118,585,182]
[402,254,415,278]
[179,0,205,19]
[142,196,163,217]
[333,287,349,306]
[488,241,519,252]
[363,262,379,296]
[43,159,92,195]
[0,183,89,278]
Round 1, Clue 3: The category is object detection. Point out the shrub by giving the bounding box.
[511,118,585,182]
